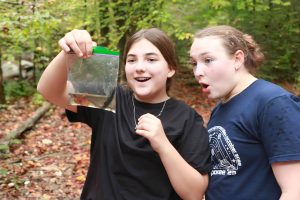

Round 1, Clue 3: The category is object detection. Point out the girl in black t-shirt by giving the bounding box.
[37,28,211,199]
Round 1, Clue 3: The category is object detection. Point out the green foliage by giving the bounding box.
[0,168,8,176]
[31,92,45,106]
[83,0,169,51]
[1,0,300,103]
[9,139,22,145]
[4,80,36,100]
[166,0,300,87]
[0,144,9,153]
[297,74,300,88]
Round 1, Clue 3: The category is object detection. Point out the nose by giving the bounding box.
[193,62,205,77]
[135,60,146,72]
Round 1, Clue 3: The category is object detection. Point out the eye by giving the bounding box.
[126,58,136,63]
[189,60,197,68]
[147,58,158,62]
[204,57,214,64]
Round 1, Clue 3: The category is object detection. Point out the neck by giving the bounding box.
[133,93,170,104]
[222,73,257,103]
[131,95,168,127]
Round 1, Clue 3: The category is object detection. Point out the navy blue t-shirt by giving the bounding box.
[206,79,300,200]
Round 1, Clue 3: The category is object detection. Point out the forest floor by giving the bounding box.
[0,67,216,199]
[2,67,299,199]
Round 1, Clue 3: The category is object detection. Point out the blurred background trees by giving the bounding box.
[0,0,299,104]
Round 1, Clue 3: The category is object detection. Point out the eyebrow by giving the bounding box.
[127,52,159,57]
[189,51,211,59]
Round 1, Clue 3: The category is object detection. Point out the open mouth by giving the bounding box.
[135,77,151,82]
[201,83,209,89]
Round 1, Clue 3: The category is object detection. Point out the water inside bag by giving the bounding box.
[66,46,119,111]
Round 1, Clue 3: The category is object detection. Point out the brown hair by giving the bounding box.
[123,28,178,92]
[194,25,265,72]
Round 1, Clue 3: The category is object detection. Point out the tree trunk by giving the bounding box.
[32,1,37,84]
[33,51,36,83]
[18,55,23,79]
[83,0,87,29]
[0,48,6,104]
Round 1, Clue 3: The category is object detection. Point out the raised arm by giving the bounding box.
[37,30,94,112]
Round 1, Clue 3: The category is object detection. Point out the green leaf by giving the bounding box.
[0,144,9,152]
[0,168,8,176]
[9,139,22,145]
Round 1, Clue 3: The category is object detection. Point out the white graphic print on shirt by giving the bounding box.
[208,126,242,176]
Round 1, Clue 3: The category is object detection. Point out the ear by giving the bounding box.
[167,68,176,78]
[234,50,245,70]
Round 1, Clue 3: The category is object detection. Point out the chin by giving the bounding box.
[208,93,220,100]
[134,90,152,98]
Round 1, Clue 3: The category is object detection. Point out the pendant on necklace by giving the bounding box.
[131,95,167,128]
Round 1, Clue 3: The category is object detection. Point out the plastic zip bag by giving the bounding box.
[66,46,119,111]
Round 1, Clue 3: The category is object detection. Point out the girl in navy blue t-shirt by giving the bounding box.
[190,25,300,200]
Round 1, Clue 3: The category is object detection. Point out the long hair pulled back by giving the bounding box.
[194,25,265,72]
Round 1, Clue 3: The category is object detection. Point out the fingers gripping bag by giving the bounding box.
[66,46,119,111]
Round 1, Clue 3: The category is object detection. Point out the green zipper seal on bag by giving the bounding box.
[92,46,119,55]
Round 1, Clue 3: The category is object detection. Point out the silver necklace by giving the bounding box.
[131,95,167,127]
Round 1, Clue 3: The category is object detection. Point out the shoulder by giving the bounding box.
[261,93,300,116]
[258,81,300,133]
[116,84,131,96]
[251,79,298,108]
[167,98,204,121]
[252,79,288,100]
[115,84,132,101]
[168,98,196,113]
[243,79,291,111]
[257,89,300,163]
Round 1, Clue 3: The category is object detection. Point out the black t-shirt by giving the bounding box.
[66,85,211,200]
